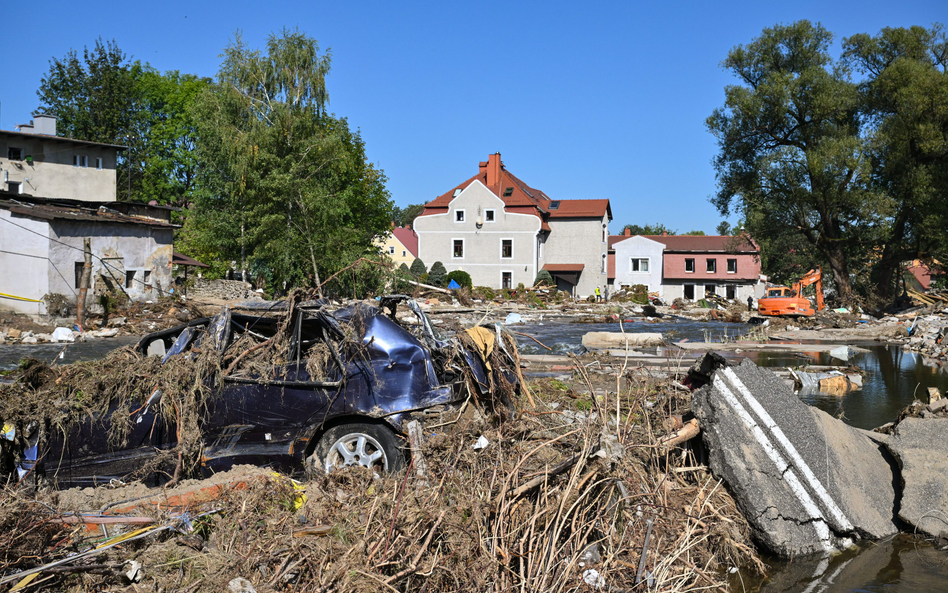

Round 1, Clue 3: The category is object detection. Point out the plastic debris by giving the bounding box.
[472,435,490,450]
[51,327,75,342]
[582,569,605,588]
[504,312,523,324]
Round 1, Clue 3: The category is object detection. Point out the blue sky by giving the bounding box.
[3,0,945,234]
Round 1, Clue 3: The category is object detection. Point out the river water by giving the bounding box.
[4,320,948,591]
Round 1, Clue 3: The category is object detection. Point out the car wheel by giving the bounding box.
[309,423,405,475]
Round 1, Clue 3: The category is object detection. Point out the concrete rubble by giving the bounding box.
[692,356,899,557]
[883,417,948,539]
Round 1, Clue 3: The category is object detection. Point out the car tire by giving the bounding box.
[308,423,405,476]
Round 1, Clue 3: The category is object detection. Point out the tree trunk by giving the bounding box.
[76,239,92,327]
[309,244,324,299]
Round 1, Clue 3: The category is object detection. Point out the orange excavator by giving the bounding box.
[758,267,825,317]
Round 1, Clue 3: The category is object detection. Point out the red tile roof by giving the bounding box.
[643,235,758,253]
[392,227,418,257]
[419,153,610,221]
[609,234,758,253]
[548,199,611,219]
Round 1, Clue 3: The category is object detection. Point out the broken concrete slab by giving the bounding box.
[581,331,663,349]
[692,357,898,557]
[884,417,948,539]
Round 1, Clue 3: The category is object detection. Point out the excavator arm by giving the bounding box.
[794,267,824,312]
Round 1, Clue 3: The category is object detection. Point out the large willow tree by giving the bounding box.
[186,29,392,290]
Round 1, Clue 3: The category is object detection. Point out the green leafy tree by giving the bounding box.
[409,257,427,278]
[622,223,673,235]
[428,261,447,286]
[445,270,473,289]
[137,71,208,207]
[393,203,425,228]
[843,25,948,302]
[186,29,393,293]
[36,38,148,200]
[716,221,732,235]
[707,20,879,303]
[683,230,706,236]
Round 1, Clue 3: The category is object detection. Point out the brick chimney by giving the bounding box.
[486,153,501,187]
[662,230,667,236]
[624,228,631,236]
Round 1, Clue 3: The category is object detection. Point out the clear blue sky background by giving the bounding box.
[3,0,945,234]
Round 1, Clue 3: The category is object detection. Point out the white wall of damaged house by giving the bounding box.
[0,210,51,314]
[47,221,174,310]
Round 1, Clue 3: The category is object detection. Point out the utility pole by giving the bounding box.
[76,239,92,328]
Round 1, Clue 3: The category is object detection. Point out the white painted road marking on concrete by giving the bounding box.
[712,375,832,551]
[721,367,854,532]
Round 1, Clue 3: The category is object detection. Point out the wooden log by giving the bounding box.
[659,419,700,449]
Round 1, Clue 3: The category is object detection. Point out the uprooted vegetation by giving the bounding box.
[0,355,761,591]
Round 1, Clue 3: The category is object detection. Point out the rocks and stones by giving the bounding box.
[692,356,898,557]
[51,327,75,342]
[883,417,948,539]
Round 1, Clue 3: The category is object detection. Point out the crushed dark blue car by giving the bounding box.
[2,296,521,488]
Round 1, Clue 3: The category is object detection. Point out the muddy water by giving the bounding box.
[513,316,748,354]
[0,336,140,372]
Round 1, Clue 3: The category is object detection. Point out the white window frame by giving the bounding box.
[727,258,737,273]
[95,157,103,170]
[484,209,496,222]
[388,246,395,255]
[684,284,695,300]
[685,258,695,273]
[73,155,88,168]
[629,257,649,272]
[455,209,466,223]
[501,270,514,289]
[401,250,406,257]
[706,258,716,273]
[601,253,607,273]
[500,238,513,259]
[452,238,465,259]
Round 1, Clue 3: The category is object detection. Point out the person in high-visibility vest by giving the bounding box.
[595,287,602,302]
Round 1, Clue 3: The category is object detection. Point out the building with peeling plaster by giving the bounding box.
[0,116,177,315]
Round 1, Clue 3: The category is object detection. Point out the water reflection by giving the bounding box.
[752,345,948,430]
[743,535,948,593]
[0,337,140,372]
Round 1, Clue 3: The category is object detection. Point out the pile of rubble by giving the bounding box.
[187,278,262,301]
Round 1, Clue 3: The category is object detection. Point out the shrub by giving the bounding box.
[428,261,447,287]
[472,286,495,300]
[534,270,554,286]
[445,270,473,289]
[409,258,427,278]
[630,284,649,304]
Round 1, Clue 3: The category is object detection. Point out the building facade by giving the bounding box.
[609,231,763,301]
[414,153,611,297]
[0,115,124,202]
[375,225,419,266]
[0,115,177,315]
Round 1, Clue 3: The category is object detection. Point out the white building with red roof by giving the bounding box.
[413,153,611,297]
[609,228,764,301]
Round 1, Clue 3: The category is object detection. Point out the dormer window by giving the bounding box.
[455,209,465,222]
[453,188,462,197]
[502,187,513,197]
[548,201,560,210]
